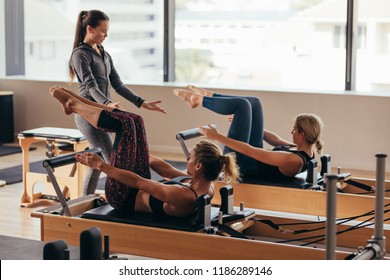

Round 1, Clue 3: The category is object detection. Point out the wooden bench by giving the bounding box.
[18,127,89,207]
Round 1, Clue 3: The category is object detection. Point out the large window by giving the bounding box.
[2,0,390,94]
[356,0,390,91]
[175,0,347,91]
[22,0,164,82]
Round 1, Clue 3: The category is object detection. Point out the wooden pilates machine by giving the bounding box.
[31,148,389,260]
[18,127,89,207]
[177,126,390,223]
[177,127,390,259]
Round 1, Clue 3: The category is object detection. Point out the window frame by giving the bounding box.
[0,0,366,93]
[4,0,25,76]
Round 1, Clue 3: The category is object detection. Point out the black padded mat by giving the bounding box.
[0,161,45,185]
[80,204,205,232]
[0,235,79,260]
[0,145,36,157]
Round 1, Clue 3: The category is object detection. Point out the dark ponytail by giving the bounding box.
[69,10,109,81]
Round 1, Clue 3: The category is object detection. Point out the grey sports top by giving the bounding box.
[70,43,144,107]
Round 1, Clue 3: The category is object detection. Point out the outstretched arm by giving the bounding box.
[141,100,167,114]
[75,153,188,206]
[107,55,166,114]
[200,125,299,168]
[264,130,295,147]
[149,154,188,179]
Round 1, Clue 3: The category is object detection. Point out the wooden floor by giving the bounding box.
[0,141,388,242]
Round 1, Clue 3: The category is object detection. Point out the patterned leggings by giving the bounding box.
[97,109,151,211]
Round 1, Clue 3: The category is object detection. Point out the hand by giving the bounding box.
[141,100,166,114]
[106,101,125,110]
[75,152,104,170]
[199,124,220,140]
[227,114,234,123]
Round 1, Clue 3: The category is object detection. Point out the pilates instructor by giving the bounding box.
[69,10,166,195]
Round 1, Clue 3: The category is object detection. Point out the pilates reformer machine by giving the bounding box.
[32,148,388,259]
[176,126,390,226]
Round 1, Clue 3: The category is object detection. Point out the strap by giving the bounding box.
[217,224,252,239]
[164,175,191,185]
[344,179,374,192]
[164,176,200,215]
[250,217,297,234]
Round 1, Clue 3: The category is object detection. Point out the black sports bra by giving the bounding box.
[148,176,198,215]
[289,150,314,173]
[253,146,314,180]
[272,145,314,172]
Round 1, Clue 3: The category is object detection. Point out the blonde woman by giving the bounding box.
[174,85,323,181]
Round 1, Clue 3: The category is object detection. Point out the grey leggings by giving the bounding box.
[202,93,264,178]
[75,114,113,195]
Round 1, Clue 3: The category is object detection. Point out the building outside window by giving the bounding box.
[355,0,390,91]
[175,0,347,91]
[22,0,163,82]
[1,0,390,93]
[175,0,390,92]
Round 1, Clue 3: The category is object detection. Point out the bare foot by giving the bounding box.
[173,89,202,108]
[186,85,214,97]
[59,87,80,99]
[50,87,74,115]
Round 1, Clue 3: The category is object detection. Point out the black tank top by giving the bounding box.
[254,147,314,180]
[148,176,198,216]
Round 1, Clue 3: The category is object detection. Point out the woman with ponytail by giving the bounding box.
[50,87,239,217]
[69,10,166,195]
[174,85,324,181]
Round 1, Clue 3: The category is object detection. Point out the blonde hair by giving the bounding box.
[193,140,240,184]
[295,114,324,155]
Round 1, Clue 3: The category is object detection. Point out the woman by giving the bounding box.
[174,85,324,181]
[69,10,166,195]
[50,87,239,217]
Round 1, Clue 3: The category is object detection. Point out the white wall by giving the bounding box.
[1,78,389,172]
